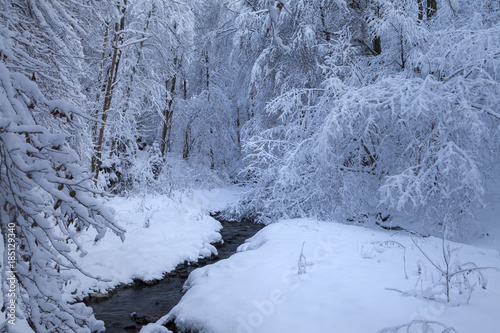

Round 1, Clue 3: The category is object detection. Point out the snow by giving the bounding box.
[149,217,500,333]
[63,187,241,301]
[449,0,460,12]
[468,177,500,250]
[3,318,35,333]
[333,0,347,9]
[140,323,173,333]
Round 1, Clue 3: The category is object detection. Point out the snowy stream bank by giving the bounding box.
[88,216,264,332]
[144,218,500,333]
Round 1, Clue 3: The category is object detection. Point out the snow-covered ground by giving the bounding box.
[143,192,500,333]
[64,187,241,301]
[7,182,499,333]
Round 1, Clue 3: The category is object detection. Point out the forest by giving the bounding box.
[1,0,500,332]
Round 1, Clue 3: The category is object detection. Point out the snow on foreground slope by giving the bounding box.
[64,187,239,301]
[143,219,500,333]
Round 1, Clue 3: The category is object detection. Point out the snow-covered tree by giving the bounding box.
[365,0,429,70]
[237,0,500,238]
[88,0,128,181]
[0,1,125,331]
[171,0,240,175]
[1,0,94,160]
[231,0,351,165]
[87,0,196,193]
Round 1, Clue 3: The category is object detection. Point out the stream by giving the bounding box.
[87,216,263,333]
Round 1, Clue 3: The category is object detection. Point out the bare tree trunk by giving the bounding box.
[373,36,382,55]
[108,7,152,159]
[205,51,210,102]
[182,79,190,160]
[92,0,127,180]
[373,5,382,55]
[427,0,437,18]
[236,108,241,154]
[320,6,330,41]
[418,0,437,21]
[182,124,191,160]
[160,58,177,156]
[418,0,424,21]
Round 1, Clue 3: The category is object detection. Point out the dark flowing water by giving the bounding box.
[87,217,263,333]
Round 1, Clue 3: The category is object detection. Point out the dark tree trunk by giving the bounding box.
[160,58,177,156]
[427,0,437,18]
[373,36,382,55]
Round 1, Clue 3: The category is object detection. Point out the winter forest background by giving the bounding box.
[1,0,500,332]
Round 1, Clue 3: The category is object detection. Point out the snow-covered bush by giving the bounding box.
[405,235,500,304]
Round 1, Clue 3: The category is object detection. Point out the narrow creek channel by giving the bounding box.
[87,216,264,333]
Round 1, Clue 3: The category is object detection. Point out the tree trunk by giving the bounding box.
[182,78,190,159]
[160,58,178,156]
[182,124,190,160]
[108,7,152,160]
[320,6,330,41]
[372,5,382,55]
[373,36,382,55]
[418,0,424,21]
[418,0,437,20]
[427,0,437,18]
[205,51,210,102]
[92,0,127,180]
